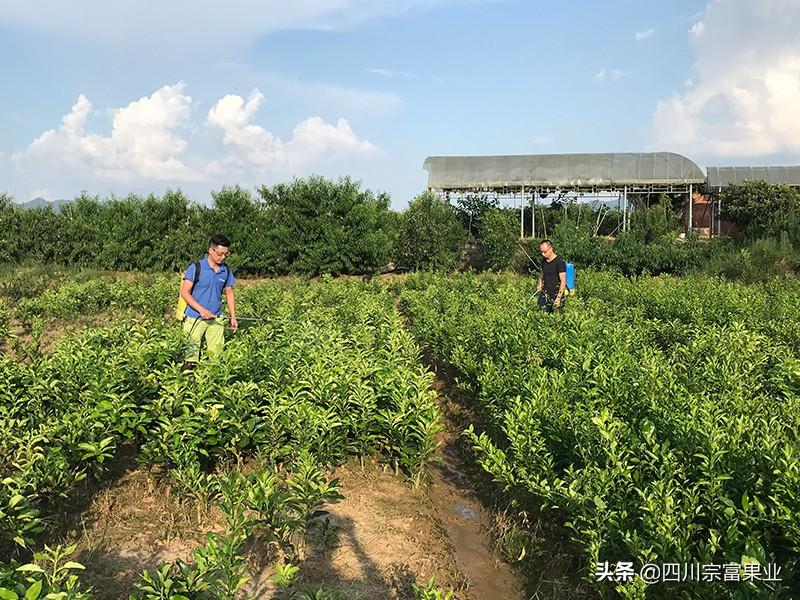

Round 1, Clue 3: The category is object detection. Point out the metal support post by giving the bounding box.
[623,186,628,232]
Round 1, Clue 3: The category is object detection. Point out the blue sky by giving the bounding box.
[2,0,799,209]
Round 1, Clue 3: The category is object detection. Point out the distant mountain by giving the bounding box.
[20,197,49,209]
[15,197,71,212]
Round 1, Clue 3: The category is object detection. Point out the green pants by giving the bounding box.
[183,316,225,363]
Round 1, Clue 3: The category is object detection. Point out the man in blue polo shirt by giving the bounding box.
[180,235,238,371]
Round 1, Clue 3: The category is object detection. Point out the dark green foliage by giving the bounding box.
[0,276,444,596]
[395,193,467,271]
[401,272,800,598]
[454,192,498,236]
[5,180,800,281]
[533,205,800,281]
[478,208,518,271]
[0,178,396,276]
[722,181,800,239]
[0,190,204,271]
[627,195,679,243]
[257,176,395,276]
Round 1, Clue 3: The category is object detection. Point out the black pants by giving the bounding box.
[538,291,563,313]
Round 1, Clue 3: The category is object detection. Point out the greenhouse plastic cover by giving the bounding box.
[423,152,706,190]
[707,165,800,188]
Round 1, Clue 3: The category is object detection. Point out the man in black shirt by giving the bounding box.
[537,239,566,313]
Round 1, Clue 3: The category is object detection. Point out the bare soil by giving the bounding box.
[48,458,499,599]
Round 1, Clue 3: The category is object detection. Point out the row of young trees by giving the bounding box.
[2,177,799,278]
[0,179,464,275]
[537,182,800,280]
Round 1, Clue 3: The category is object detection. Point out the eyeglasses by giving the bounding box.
[211,248,230,258]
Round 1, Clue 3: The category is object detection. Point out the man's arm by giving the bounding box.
[536,272,543,292]
[225,286,238,331]
[181,278,214,319]
[555,271,567,306]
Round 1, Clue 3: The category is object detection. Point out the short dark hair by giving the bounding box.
[539,239,553,248]
[210,234,231,248]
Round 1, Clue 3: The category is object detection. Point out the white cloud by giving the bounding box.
[652,0,800,156]
[206,89,377,173]
[689,20,705,36]
[12,83,380,187]
[14,83,199,182]
[0,1,456,50]
[594,67,625,81]
[635,28,655,41]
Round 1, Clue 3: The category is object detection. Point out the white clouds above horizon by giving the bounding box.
[653,0,800,156]
[206,89,377,173]
[14,83,199,183]
[12,83,379,187]
[634,28,655,41]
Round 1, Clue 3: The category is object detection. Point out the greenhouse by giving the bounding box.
[423,152,706,236]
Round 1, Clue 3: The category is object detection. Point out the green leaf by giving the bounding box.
[61,561,85,571]
[16,565,45,574]
[24,581,42,600]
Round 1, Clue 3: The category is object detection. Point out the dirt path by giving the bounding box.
[246,464,468,598]
[416,349,596,600]
[427,427,524,600]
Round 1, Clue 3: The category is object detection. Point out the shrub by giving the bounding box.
[479,209,518,270]
[395,193,467,271]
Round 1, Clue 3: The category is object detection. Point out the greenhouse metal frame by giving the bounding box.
[423,152,706,237]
